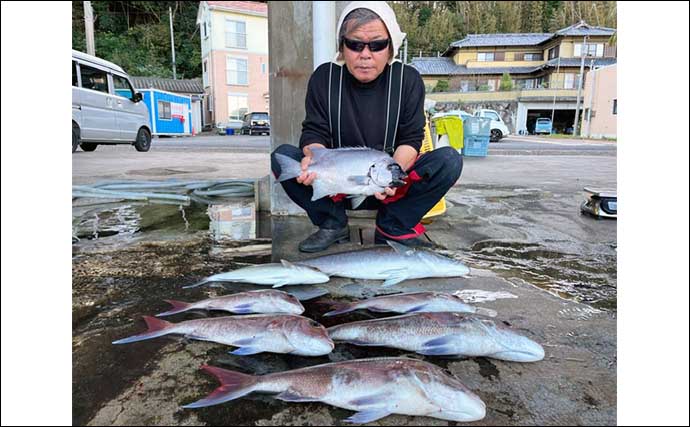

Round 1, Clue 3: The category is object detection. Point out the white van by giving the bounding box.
[474,109,510,142]
[72,50,151,152]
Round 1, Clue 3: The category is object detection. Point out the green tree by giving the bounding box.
[499,72,513,91]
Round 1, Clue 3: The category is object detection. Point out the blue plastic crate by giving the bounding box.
[462,117,491,138]
[462,135,490,157]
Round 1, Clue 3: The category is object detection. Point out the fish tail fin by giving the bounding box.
[323,301,356,317]
[156,299,193,317]
[274,153,302,182]
[182,278,210,289]
[112,316,174,344]
[475,307,498,317]
[182,365,260,409]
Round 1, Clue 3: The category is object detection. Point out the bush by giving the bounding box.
[433,80,449,92]
[499,72,513,91]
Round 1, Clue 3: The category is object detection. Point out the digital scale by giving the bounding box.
[580,187,617,219]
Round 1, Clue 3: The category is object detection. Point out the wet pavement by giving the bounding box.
[73,172,616,425]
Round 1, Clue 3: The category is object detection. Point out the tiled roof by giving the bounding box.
[410,56,617,77]
[409,58,541,76]
[206,1,267,15]
[131,77,204,94]
[450,33,552,48]
[444,21,616,55]
[555,21,616,37]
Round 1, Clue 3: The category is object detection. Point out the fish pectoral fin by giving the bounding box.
[405,304,428,313]
[348,394,388,407]
[343,408,392,424]
[229,346,263,356]
[275,390,320,402]
[348,195,367,209]
[380,268,409,287]
[346,175,370,185]
[417,346,454,356]
[422,334,458,348]
[272,279,290,288]
[231,337,261,346]
[231,303,255,314]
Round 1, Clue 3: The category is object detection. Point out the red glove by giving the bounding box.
[381,170,422,204]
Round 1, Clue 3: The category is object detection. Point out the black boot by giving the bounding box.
[299,226,350,253]
[374,231,436,249]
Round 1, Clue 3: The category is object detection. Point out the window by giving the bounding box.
[208,94,213,112]
[612,99,617,115]
[524,53,543,61]
[203,22,208,39]
[574,43,604,57]
[548,45,560,60]
[225,19,246,49]
[564,74,575,89]
[261,63,266,74]
[228,94,248,120]
[72,61,79,86]
[203,60,209,88]
[79,64,109,93]
[477,52,494,62]
[487,79,496,92]
[158,101,171,120]
[226,57,248,85]
[485,111,500,121]
[113,75,134,99]
[460,80,470,92]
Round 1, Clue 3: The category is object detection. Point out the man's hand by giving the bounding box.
[297,143,325,186]
[374,187,397,201]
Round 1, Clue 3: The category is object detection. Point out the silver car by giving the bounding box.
[72,50,151,152]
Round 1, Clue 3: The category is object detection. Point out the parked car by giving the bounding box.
[240,112,270,136]
[534,118,553,135]
[474,109,510,142]
[72,50,151,153]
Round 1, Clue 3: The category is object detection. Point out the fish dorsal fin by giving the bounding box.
[387,240,415,256]
[281,259,297,269]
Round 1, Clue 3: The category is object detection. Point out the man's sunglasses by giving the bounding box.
[341,37,390,53]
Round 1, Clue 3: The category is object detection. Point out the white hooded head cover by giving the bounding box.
[333,1,406,66]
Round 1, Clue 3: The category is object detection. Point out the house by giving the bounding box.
[582,64,616,139]
[130,76,205,135]
[411,21,616,135]
[196,1,269,128]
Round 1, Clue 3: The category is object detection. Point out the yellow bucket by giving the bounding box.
[421,118,447,219]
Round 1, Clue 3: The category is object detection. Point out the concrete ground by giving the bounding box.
[72,138,616,425]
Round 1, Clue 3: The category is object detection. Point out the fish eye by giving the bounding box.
[309,320,320,328]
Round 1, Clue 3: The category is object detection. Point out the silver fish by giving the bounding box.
[112,314,334,356]
[183,260,330,288]
[156,289,305,316]
[300,241,470,287]
[328,312,544,362]
[274,147,407,208]
[324,291,496,317]
[183,357,486,423]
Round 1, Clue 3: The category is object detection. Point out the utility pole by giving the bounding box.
[585,59,597,138]
[84,1,95,56]
[169,6,177,79]
[573,35,588,137]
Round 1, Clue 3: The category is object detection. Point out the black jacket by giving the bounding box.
[299,62,426,153]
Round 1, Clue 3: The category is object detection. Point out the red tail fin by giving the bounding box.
[112,316,174,344]
[182,365,259,409]
[156,299,193,317]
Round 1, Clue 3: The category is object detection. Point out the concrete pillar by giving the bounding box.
[268,1,351,215]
